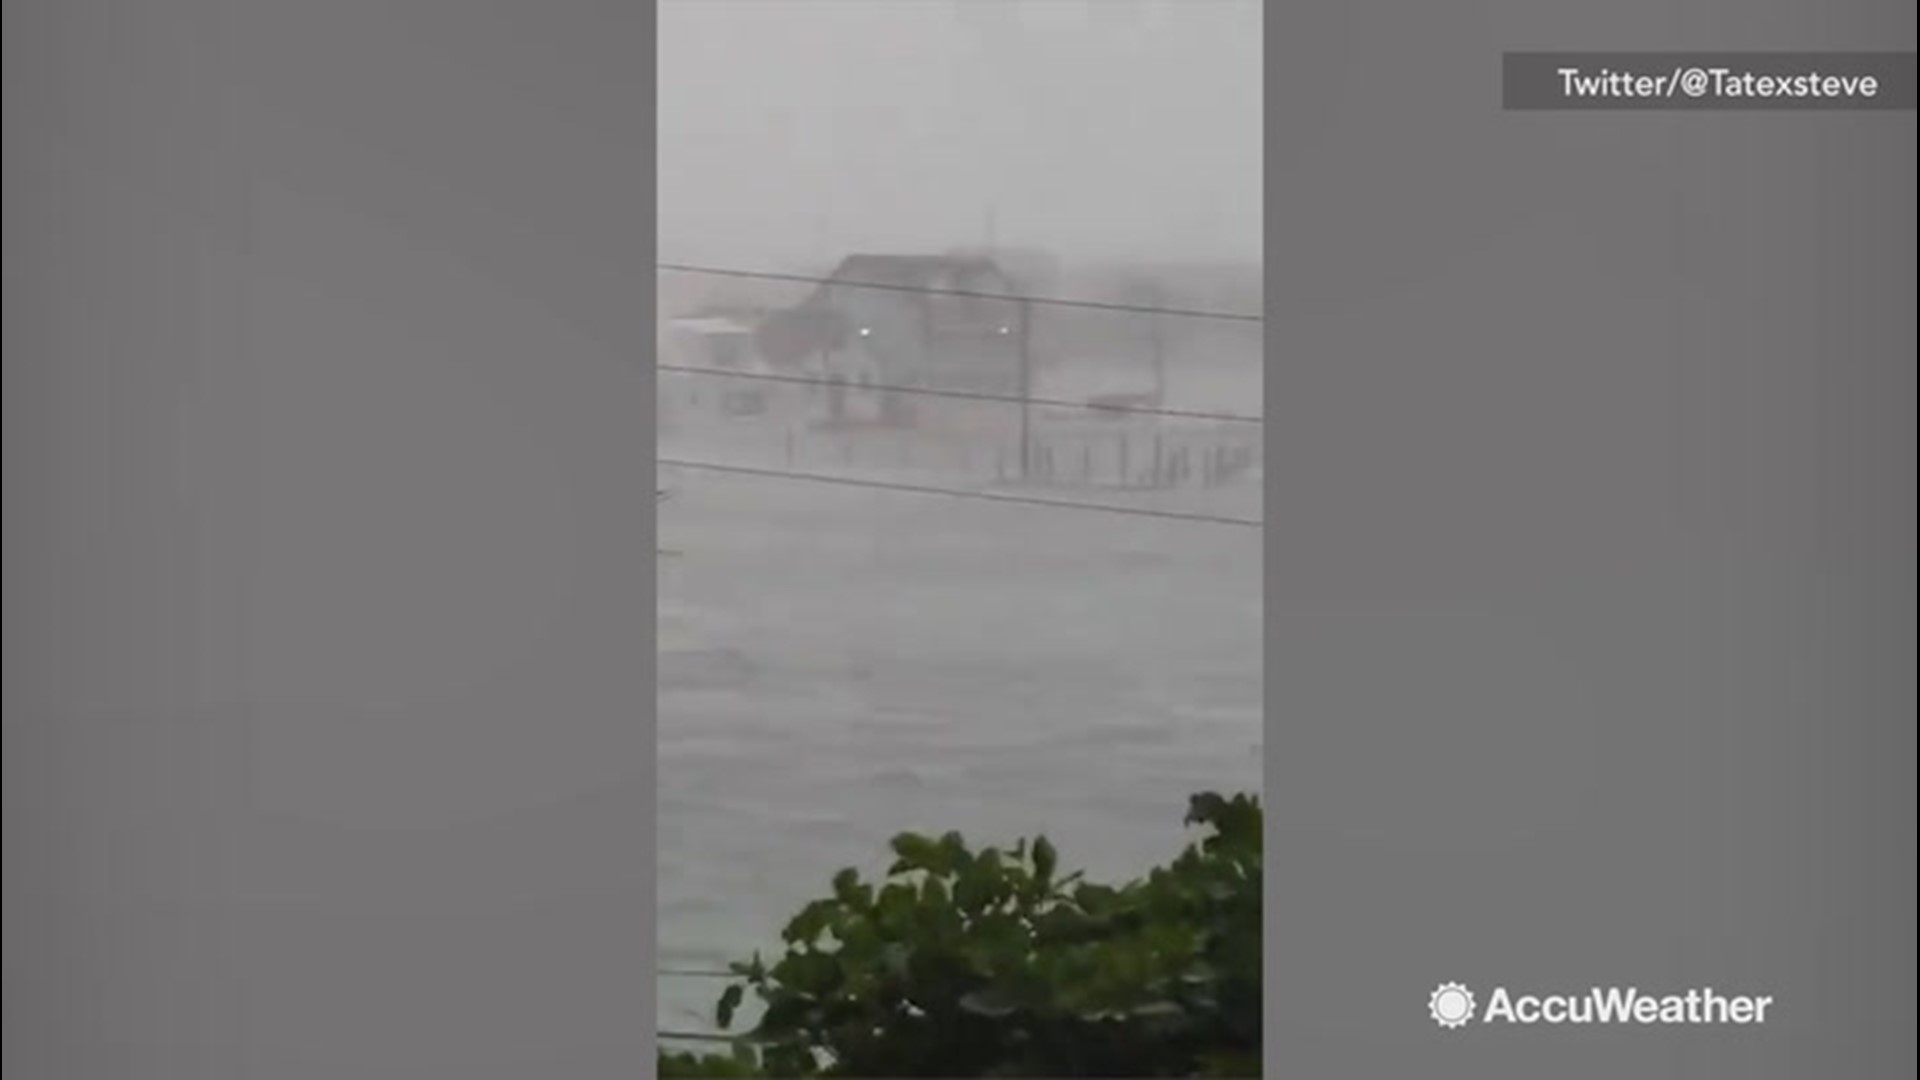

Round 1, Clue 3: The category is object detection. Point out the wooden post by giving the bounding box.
[1017,297,1033,481]
[1150,306,1166,407]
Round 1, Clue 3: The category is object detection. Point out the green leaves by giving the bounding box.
[716,983,746,1030]
[780,899,838,948]
[886,829,976,878]
[887,831,941,874]
[1071,882,1121,916]
[1030,835,1058,891]
[952,847,1004,915]
[684,790,1261,1078]
[1186,792,1261,859]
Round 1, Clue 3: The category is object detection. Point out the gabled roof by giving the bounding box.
[668,315,758,336]
[822,253,1008,291]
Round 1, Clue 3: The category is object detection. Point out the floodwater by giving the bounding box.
[656,418,1262,1039]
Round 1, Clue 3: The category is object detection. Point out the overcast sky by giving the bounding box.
[659,0,1261,270]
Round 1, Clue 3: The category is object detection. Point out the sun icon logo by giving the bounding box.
[1429,982,1476,1029]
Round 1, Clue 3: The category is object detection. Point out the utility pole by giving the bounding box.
[1149,306,1166,406]
[1016,297,1032,481]
[1129,277,1167,405]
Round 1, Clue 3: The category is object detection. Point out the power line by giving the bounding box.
[658,458,1263,529]
[657,363,1263,425]
[658,262,1264,324]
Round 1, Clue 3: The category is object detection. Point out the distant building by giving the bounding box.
[761,254,1025,417]
[662,311,783,417]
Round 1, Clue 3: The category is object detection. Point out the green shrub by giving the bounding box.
[661,791,1260,1078]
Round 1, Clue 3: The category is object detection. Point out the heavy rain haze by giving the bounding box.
[657,0,1264,1044]
[659,0,1262,270]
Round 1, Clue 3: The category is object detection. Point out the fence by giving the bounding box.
[1007,419,1259,490]
[662,395,1258,495]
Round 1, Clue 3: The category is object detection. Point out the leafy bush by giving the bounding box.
[661,791,1260,1078]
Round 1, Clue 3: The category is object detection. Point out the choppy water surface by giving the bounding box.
[656,450,1261,1036]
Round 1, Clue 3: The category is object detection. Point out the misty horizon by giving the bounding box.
[659,0,1262,270]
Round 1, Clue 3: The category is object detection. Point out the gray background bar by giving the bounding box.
[1270,1,1915,1077]
[3,2,657,1076]
[1506,51,1917,110]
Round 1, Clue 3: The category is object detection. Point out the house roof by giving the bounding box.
[753,253,1019,367]
[669,315,758,336]
[822,253,1008,291]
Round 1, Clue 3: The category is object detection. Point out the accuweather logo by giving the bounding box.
[1428,982,1776,1030]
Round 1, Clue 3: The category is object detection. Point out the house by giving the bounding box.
[661,310,785,417]
[758,253,1027,424]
